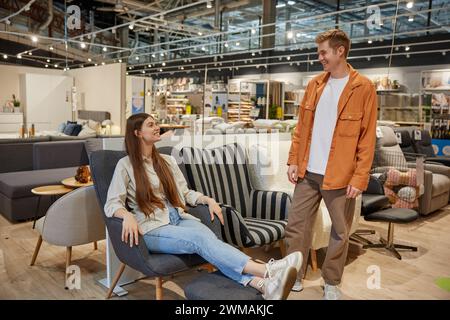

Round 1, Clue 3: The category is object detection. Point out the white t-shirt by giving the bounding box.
[306,74,349,175]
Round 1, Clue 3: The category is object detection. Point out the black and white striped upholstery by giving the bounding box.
[180,143,291,248]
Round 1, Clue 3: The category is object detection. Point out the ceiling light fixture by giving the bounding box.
[236,41,240,46]
[152,54,156,58]
[368,39,372,44]
[102,62,105,65]
[88,58,92,62]
[224,42,229,48]
[405,46,410,51]
[159,68,163,72]
[46,59,50,62]
[408,16,414,22]
[180,66,184,70]
[28,52,32,55]
[276,3,286,8]
[54,64,58,67]
[198,32,202,36]
[443,51,447,56]
[160,52,164,56]
[45,64,48,68]
[49,46,54,51]
[103,46,107,52]
[31,35,38,43]
[162,62,166,66]
[135,56,139,60]
[3,54,7,59]
[129,23,134,30]
[251,28,256,34]
[80,42,86,49]
[142,70,145,74]
[112,28,116,34]
[287,56,291,60]
[206,1,212,9]
[17,54,22,59]
[118,59,122,63]
[148,64,152,67]
[406,1,414,9]
[287,31,293,39]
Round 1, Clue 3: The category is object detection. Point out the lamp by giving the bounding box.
[102,119,113,135]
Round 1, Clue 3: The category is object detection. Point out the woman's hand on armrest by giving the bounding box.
[113,208,140,247]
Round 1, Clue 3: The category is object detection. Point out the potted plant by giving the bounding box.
[12,94,20,112]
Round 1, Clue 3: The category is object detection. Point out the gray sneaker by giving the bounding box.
[260,266,297,300]
[323,284,342,300]
[291,279,303,292]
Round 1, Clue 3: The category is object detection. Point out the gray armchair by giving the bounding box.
[375,126,450,215]
[30,185,106,286]
[90,150,221,299]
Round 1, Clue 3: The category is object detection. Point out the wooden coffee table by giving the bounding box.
[31,185,73,229]
[61,177,93,188]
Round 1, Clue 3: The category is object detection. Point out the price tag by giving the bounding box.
[414,129,422,141]
[376,127,384,138]
[395,132,402,144]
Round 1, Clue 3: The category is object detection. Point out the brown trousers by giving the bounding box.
[285,171,355,285]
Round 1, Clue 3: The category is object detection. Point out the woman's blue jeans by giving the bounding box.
[143,205,253,286]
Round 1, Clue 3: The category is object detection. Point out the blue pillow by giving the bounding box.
[63,123,77,135]
[71,124,83,136]
[57,122,66,133]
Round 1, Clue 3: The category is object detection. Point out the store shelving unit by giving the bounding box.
[421,69,450,139]
[227,79,268,122]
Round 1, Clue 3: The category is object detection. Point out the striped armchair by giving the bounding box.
[180,143,291,252]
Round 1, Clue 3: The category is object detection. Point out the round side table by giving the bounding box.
[61,177,93,188]
[31,185,73,229]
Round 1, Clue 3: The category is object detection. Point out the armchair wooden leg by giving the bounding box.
[278,239,287,257]
[156,276,163,300]
[65,247,72,271]
[106,263,126,299]
[310,249,318,272]
[93,241,98,250]
[30,235,42,266]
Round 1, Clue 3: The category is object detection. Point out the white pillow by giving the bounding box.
[213,122,233,133]
[78,125,97,138]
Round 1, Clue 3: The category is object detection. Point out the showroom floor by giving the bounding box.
[0,207,449,300]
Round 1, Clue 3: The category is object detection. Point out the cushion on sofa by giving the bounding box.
[33,141,89,170]
[0,143,34,173]
[0,167,79,199]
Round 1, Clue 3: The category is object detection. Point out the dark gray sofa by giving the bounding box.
[0,140,90,221]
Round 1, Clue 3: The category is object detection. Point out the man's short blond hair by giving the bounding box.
[315,29,351,58]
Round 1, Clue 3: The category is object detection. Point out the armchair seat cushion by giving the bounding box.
[432,173,450,197]
[185,271,263,300]
[244,218,287,247]
[364,208,418,223]
[362,194,390,215]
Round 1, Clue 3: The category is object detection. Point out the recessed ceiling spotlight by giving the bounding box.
[251,28,256,34]
[406,2,414,9]
[152,54,156,58]
[118,59,122,63]
[28,51,32,55]
[206,1,212,9]
[54,64,58,67]
[148,64,152,67]
[162,62,166,66]
[49,46,54,51]
[103,46,107,52]
[142,70,145,74]
[88,58,92,62]
[252,52,255,56]
[287,31,293,39]
[46,59,50,62]
[45,64,48,68]
[129,23,134,30]
[135,56,139,60]
[3,54,7,59]
[224,42,229,48]
[159,68,163,72]
[202,46,206,51]
[236,41,240,46]
[368,39,372,44]
[180,66,184,70]
[31,35,38,42]
[198,31,202,36]
[408,16,414,22]
[287,56,291,60]
[405,46,410,51]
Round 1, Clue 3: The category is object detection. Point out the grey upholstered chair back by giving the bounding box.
[412,129,436,158]
[374,126,408,169]
[181,143,252,215]
[40,185,106,246]
[393,128,416,154]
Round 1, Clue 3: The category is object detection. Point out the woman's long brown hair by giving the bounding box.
[125,113,185,217]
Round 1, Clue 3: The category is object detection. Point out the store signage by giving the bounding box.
[67,5,81,30]
[367,5,381,30]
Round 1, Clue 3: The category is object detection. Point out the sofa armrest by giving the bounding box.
[187,204,223,240]
[407,162,450,179]
[218,203,253,248]
[418,170,433,215]
[248,189,291,220]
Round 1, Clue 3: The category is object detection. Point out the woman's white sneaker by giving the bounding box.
[291,279,304,292]
[265,251,303,278]
[261,266,297,300]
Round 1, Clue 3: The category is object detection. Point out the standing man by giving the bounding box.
[285,29,377,300]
